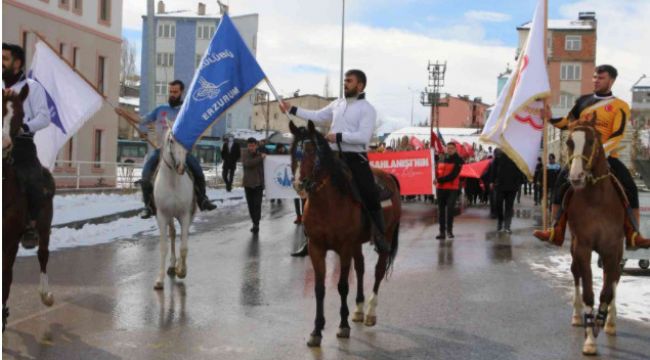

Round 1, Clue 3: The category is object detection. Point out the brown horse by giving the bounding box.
[2,85,56,332]
[289,120,402,347]
[565,117,624,356]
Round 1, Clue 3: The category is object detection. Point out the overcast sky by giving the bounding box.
[122,0,650,133]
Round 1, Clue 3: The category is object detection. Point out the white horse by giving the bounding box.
[153,129,196,290]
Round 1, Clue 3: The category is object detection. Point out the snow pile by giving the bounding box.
[19,197,246,257]
[530,254,650,323]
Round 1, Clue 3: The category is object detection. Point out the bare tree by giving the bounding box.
[121,37,137,87]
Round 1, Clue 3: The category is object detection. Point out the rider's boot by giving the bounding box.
[533,204,568,246]
[194,175,216,211]
[368,209,391,254]
[624,208,650,249]
[138,180,156,219]
[21,220,39,249]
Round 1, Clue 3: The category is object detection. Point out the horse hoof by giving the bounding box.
[40,292,54,307]
[154,281,164,290]
[604,324,616,336]
[582,343,597,356]
[351,312,364,322]
[175,267,186,279]
[572,315,583,327]
[364,315,377,327]
[337,327,350,338]
[307,335,322,347]
[167,267,176,277]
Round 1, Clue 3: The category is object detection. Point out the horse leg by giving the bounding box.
[154,216,169,290]
[307,245,326,347]
[175,214,191,279]
[577,248,597,355]
[351,249,365,323]
[365,252,388,327]
[2,238,20,332]
[570,255,583,326]
[336,253,352,339]
[600,253,622,336]
[167,223,177,277]
[37,228,54,307]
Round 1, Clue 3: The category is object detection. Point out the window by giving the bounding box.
[560,63,581,81]
[559,93,576,108]
[157,23,176,38]
[94,129,103,167]
[72,47,80,68]
[99,0,110,23]
[155,81,168,95]
[156,52,174,67]
[197,24,215,39]
[97,56,106,94]
[565,35,582,51]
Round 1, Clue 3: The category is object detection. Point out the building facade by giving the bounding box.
[140,1,259,139]
[437,95,490,128]
[3,0,123,188]
[518,12,597,164]
[252,94,336,134]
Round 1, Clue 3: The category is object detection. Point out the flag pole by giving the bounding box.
[541,0,549,229]
[31,31,156,147]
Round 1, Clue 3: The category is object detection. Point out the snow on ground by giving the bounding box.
[19,197,246,257]
[53,188,244,225]
[530,254,650,323]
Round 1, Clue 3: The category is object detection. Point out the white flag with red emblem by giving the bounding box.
[480,0,550,179]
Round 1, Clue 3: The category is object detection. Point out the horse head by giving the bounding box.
[2,85,29,159]
[161,128,188,175]
[566,113,604,189]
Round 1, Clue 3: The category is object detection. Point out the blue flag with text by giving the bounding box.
[172,13,266,150]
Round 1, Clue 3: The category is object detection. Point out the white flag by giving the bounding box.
[480,0,550,179]
[30,41,103,169]
[263,155,298,199]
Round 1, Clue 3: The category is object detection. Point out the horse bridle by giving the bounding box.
[566,125,610,185]
[294,138,327,194]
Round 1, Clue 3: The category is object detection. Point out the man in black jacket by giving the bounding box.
[490,149,525,233]
[435,143,464,239]
[221,135,240,192]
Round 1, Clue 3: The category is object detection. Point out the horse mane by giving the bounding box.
[310,130,351,195]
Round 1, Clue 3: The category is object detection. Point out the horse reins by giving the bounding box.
[566,125,611,185]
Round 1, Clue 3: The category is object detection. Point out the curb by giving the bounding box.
[52,196,244,230]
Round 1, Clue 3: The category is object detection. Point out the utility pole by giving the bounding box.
[339,0,345,98]
[420,60,447,140]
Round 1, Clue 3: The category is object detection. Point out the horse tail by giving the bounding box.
[385,173,401,279]
[385,221,399,279]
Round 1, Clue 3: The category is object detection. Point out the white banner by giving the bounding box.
[30,41,103,169]
[480,0,550,179]
[264,155,298,199]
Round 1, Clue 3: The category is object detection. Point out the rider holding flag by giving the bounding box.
[279,69,391,254]
[534,65,650,249]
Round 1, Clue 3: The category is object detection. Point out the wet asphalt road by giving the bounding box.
[2,196,649,360]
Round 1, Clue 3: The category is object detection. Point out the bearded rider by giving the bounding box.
[534,64,650,249]
[115,80,216,219]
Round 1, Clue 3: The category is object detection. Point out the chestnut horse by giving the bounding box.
[2,86,56,332]
[565,117,624,355]
[289,121,402,347]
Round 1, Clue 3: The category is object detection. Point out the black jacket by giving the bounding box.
[437,153,464,184]
[221,141,241,168]
[490,152,525,192]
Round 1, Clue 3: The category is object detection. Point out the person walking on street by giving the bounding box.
[242,137,265,234]
[435,142,464,240]
[221,135,240,192]
[490,149,524,233]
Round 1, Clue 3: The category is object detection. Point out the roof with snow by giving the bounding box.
[518,19,595,31]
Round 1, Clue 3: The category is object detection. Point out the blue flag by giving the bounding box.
[173,13,266,150]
